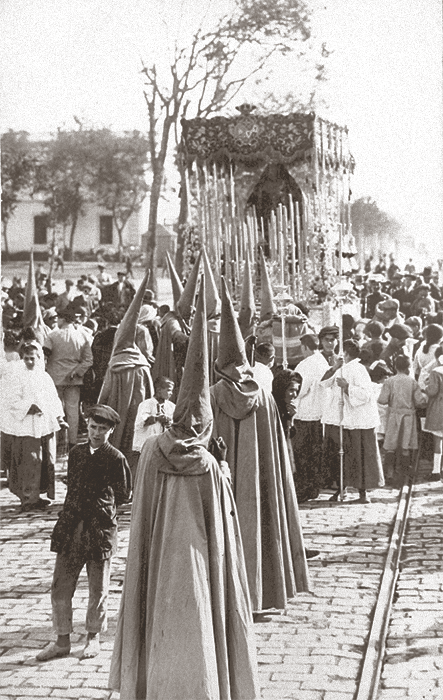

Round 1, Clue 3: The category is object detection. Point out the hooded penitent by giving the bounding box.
[176,250,202,325]
[210,279,310,611]
[202,245,221,319]
[216,277,249,372]
[166,252,184,309]
[109,276,259,700]
[259,246,276,322]
[22,252,48,345]
[98,269,153,457]
[238,255,256,340]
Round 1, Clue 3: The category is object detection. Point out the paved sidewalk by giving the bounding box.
[1,456,442,700]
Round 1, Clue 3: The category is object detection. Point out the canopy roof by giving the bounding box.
[181,108,354,173]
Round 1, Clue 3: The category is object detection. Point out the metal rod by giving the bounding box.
[338,222,345,502]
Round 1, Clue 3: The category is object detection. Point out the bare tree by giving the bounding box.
[142,0,315,287]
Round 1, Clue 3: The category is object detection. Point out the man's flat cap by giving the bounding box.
[87,404,121,426]
[318,325,340,339]
[386,324,412,340]
[377,298,399,311]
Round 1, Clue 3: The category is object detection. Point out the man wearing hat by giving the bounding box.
[55,279,76,315]
[392,273,416,316]
[380,323,414,375]
[420,266,441,302]
[318,325,340,366]
[107,271,135,310]
[42,307,58,330]
[372,297,404,329]
[96,264,112,288]
[36,404,131,662]
[365,278,389,318]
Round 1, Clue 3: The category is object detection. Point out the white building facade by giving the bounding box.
[2,193,145,257]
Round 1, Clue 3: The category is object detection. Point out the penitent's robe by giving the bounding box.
[98,348,153,459]
[210,376,311,612]
[109,430,259,700]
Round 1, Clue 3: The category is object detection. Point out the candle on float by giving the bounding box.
[278,203,284,286]
[288,194,297,299]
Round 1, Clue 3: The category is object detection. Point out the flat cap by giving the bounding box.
[87,404,121,426]
[386,323,412,340]
[377,298,399,311]
[43,308,57,320]
[318,325,340,339]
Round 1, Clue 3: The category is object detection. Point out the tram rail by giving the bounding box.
[356,442,422,700]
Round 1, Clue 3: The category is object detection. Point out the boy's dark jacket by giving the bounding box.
[51,442,131,559]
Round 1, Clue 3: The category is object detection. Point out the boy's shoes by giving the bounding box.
[36,643,71,661]
[35,497,51,509]
[305,549,320,559]
[20,498,51,513]
[81,636,100,659]
[429,473,442,482]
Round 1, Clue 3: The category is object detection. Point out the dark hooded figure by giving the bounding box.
[98,270,154,471]
[151,252,192,401]
[109,276,259,700]
[210,278,310,613]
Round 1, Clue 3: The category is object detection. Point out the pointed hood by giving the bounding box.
[238,255,256,339]
[216,277,248,371]
[22,252,48,345]
[166,252,184,309]
[176,251,201,323]
[172,275,212,436]
[259,247,276,322]
[202,245,221,319]
[112,268,151,355]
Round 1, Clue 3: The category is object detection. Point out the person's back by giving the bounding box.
[45,319,92,387]
[378,355,426,481]
[380,372,422,410]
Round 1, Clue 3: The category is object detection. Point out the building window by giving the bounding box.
[34,215,48,244]
[100,215,113,244]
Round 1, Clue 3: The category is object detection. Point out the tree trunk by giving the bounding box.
[175,158,188,278]
[146,165,164,296]
[1,221,9,261]
[67,213,79,261]
[117,228,124,262]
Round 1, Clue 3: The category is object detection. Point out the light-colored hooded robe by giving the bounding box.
[109,276,259,700]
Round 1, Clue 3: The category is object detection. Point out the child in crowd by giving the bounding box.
[361,321,387,361]
[424,346,443,481]
[132,377,175,472]
[378,355,426,484]
[369,361,392,458]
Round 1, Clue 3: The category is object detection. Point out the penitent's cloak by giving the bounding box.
[109,276,259,700]
[210,279,310,612]
[98,270,153,458]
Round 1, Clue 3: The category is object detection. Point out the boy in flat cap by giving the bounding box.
[37,404,131,662]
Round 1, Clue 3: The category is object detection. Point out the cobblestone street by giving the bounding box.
[1,455,442,700]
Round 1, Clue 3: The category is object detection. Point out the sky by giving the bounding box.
[1,0,442,261]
